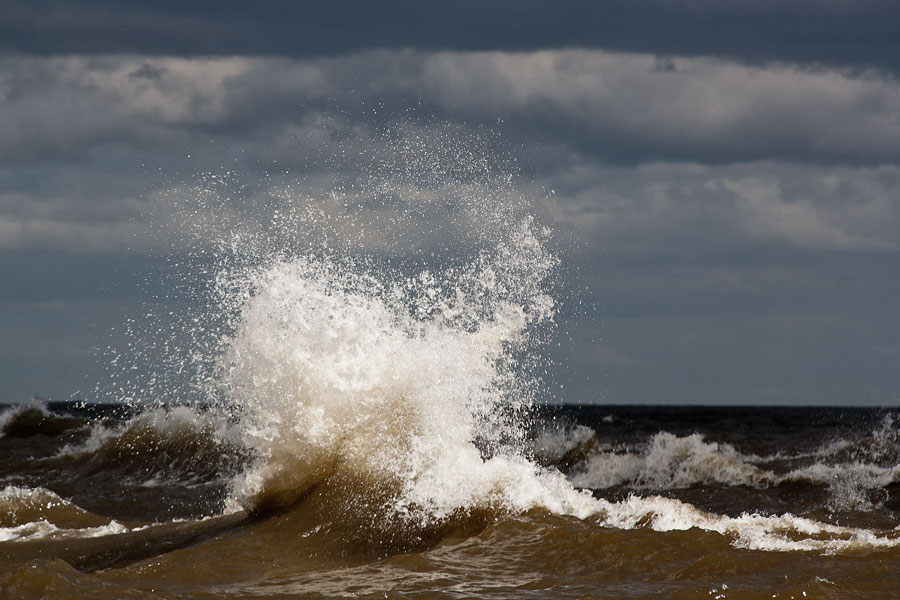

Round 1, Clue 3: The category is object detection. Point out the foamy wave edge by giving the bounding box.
[0,486,139,543]
[593,495,900,553]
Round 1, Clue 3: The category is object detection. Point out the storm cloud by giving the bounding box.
[4,0,900,73]
[2,3,899,405]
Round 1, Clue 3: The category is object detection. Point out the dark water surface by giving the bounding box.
[1,401,899,599]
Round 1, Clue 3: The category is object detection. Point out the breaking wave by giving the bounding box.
[535,415,900,516]
[0,486,131,542]
[0,399,85,439]
[214,217,593,525]
[593,495,900,554]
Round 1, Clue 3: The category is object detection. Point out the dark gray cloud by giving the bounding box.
[542,224,900,405]
[3,1,900,74]
[0,251,151,403]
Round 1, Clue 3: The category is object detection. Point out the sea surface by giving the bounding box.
[1,401,899,599]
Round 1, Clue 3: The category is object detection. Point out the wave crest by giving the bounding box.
[568,432,773,490]
[0,486,130,542]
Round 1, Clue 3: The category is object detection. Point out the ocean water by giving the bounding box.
[3,133,899,598]
[1,402,899,598]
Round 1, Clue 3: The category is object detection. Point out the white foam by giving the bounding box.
[0,519,130,543]
[595,495,900,553]
[546,422,900,515]
[0,406,19,438]
[784,462,900,510]
[532,423,596,464]
[55,420,118,457]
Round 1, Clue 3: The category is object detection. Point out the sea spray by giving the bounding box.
[215,218,574,523]
[108,124,598,530]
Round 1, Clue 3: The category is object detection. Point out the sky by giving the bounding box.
[2,1,900,405]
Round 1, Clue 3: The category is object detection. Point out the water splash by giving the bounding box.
[94,124,900,555]
[103,125,582,528]
[214,216,564,522]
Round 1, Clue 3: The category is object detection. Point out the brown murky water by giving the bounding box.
[2,403,899,599]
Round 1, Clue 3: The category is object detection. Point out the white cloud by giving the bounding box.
[417,50,900,161]
[716,176,895,251]
[538,161,900,254]
[3,49,900,164]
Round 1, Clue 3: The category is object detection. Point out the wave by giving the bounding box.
[193,229,899,554]
[0,399,86,439]
[783,463,900,511]
[8,399,898,556]
[567,431,774,490]
[54,405,247,485]
[593,495,900,553]
[533,417,900,517]
[0,406,251,524]
[0,486,132,542]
